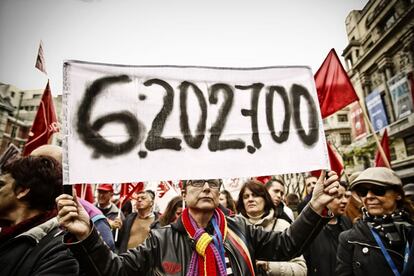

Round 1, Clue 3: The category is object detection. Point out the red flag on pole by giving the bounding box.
[375,129,391,167]
[119,182,144,207]
[35,41,47,75]
[74,184,94,203]
[311,142,344,177]
[327,142,344,177]
[23,81,59,156]
[255,175,272,184]
[157,181,171,198]
[314,49,359,118]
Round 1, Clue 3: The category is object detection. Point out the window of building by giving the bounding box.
[340,133,352,145]
[405,136,414,156]
[347,58,353,69]
[390,147,397,161]
[11,92,15,98]
[33,94,41,99]
[11,126,17,138]
[338,114,348,122]
[384,15,396,30]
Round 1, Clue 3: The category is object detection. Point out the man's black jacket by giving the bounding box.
[68,205,328,276]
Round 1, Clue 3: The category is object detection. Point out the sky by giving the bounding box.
[0,0,368,95]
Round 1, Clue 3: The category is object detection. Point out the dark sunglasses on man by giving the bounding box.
[354,185,393,197]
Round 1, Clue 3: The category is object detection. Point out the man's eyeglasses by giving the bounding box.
[189,179,221,189]
[354,186,391,197]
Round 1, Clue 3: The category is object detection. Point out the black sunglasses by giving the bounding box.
[354,186,392,197]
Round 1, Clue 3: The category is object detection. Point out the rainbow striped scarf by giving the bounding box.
[182,208,228,276]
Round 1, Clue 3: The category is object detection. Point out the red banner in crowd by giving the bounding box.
[350,102,367,139]
[119,182,144,207]
[23,81,59,156]
[375,129,391,167]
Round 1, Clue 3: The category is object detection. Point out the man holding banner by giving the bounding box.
[58,61,340,275]
[56,171,340,275]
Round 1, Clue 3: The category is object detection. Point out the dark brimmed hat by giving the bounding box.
[350,167,402,190]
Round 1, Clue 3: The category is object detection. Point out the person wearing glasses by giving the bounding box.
[56,171,340,276]
[336,167,414,276]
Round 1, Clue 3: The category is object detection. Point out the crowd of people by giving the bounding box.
[0,144,413,275]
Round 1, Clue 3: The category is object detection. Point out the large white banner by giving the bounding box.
[63,60,329,184]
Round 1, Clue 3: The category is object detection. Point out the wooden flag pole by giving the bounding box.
[358,100,391,168]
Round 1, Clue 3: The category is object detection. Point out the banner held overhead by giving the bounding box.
[63,60,329,184]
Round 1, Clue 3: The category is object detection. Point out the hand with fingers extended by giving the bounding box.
[56,194,91,241]
[309,170,340,215]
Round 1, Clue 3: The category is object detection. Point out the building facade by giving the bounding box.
[341,0,414,183]
[0,82,61,153]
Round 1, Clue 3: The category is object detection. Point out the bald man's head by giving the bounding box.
[30,145,63,164]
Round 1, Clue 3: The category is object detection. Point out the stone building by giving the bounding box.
[0,82,61,153]
[341,0,414,183]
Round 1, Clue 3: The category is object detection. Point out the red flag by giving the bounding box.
[23,81,59,156]
[157,181,171,198]
[74,184,94,203]
[327,142,344,177]
[255,175,272,184]
[119,182,144,206]
[311,142,344,177]
[375,129,391,167]
[35,41,47,75]
[314,49,359,118]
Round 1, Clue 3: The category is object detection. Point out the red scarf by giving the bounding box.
[181,208,227,276]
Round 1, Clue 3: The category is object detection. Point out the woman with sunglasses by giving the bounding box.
[336,167,414,276]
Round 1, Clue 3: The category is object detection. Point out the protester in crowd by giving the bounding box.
[95,183,124,232]
[155,195,183,227]
[403,183,414,203]
[237,180,307,275]
[31,144,116,251]
[56,171,340,275]
[343,172,363,223]
[265,178,295,223]
[336,167,414,276]
[0,156,79,275]
[285,193,300,219]
[117,190,159,253]
[219,189,237,214]
[298,175,318,213]
[121,199,133,218]
[304,182,352,276]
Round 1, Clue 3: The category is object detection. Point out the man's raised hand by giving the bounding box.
[56,192,91,241]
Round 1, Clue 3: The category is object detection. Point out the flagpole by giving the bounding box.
[358,100,391,169]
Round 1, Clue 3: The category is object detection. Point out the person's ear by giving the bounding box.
[16,187,30,199]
